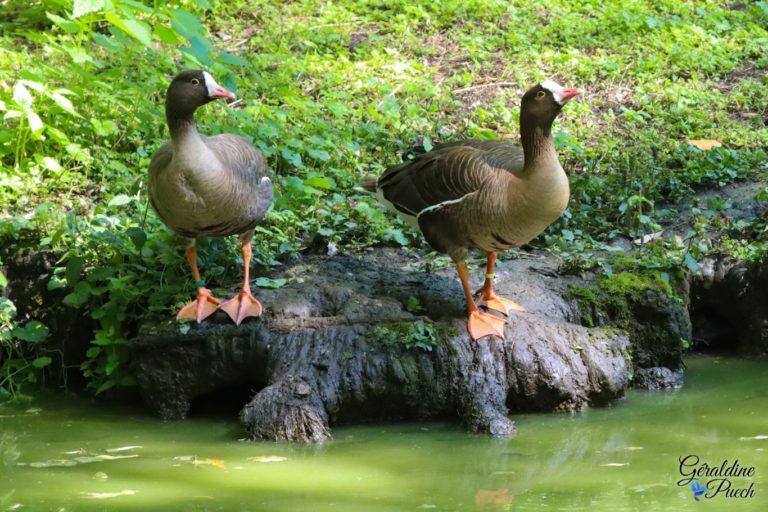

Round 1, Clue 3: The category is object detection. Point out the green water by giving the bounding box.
[1,356,766,511]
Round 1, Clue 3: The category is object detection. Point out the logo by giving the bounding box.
[690,480,706,501]
[678,455,756,501]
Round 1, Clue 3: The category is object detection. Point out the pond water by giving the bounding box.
[1,356,766,511]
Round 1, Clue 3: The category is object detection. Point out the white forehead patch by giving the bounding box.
[540,79,567,104]
[202,71,219,97]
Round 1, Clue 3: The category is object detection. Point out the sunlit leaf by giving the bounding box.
[49,92,78,116]
[105,12,153,48]
[687,139,723,151]
[0,271,7,288]
[154,23,183,44]
[46,12,80,33]
[108,194,132,207]
[72,0,105,18]
[26,110,44,133]
[13,82,33,108]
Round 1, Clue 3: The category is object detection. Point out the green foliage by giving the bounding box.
[372,320,439,352]
[0,265,52,402]
[1,0,766,394]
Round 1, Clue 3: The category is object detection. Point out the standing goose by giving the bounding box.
[149,70,274,325]
[363,80,581,340]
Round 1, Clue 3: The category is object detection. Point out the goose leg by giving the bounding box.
[176,240,221,323]
[475,252,526,316]
[457,262,506,340]
[220,234,264,325]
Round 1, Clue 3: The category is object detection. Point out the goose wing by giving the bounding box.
[376,145,499,217]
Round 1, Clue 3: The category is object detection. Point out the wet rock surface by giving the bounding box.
[129,250,631,441]
[691,256,768,355]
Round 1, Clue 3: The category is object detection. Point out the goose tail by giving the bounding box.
[360,176,378,193]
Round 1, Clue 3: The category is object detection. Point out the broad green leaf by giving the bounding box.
[65,256,84,285]
[26,110,44,133]
[125,227,147,250]
[105,12,153,48]
[46,12,80,33]
[12,321,50,343]
[254,277,288,289]
[307,149,331,162]
[217,51,247,66]
[108,194,132,207]
[13,82,33,108]
[191,0,212,9]
[92,32,122,51]
[171,9,204,39]
[154,23,183,44]
[0,270,6,288]
[32,357,53,368]
[49,92,78,116]
[72,0,105,18]
[184,35,213,63]
[63,281,91,308]
[304,176,333,189]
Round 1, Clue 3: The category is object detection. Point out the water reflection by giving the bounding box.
[0,356,765,511]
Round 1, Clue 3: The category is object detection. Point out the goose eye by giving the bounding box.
[536,90,546,99]
[191,78,200,86]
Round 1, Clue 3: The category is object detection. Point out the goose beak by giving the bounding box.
[209,85,236,101]
[557,88,582,104]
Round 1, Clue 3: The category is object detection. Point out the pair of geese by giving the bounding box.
[149,70,582,340]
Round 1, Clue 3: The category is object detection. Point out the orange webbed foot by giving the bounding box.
[177,288,222,323]
[478,292,526,316]
[467,310,507,340]
[219,289,263,325]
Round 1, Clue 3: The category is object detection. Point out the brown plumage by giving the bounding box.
[363,80,582,340]
[148,70,273,325]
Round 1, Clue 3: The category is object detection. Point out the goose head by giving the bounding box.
[165,70,236,120]
[520,80,582,130]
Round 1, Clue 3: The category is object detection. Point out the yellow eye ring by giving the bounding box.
[191,78,200,85]
[536,90,546,98]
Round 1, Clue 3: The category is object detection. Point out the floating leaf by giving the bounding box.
[248,455,287,463]
[106,446,143,453]
[474,488,513,506]
[83,489,137,499]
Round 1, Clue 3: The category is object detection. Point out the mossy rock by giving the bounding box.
[566,270,690,371]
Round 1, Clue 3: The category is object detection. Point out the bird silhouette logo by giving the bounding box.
[690,480,707,501]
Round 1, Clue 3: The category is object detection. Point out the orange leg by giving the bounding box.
[475,252,526,316]
[219,236,264,325]
[457,261,506,340]
[176,241,221,323]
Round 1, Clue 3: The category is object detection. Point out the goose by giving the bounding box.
[148,70,274,325]
[363,80,582,340]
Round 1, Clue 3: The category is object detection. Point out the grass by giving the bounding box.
[0,0,767,394]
